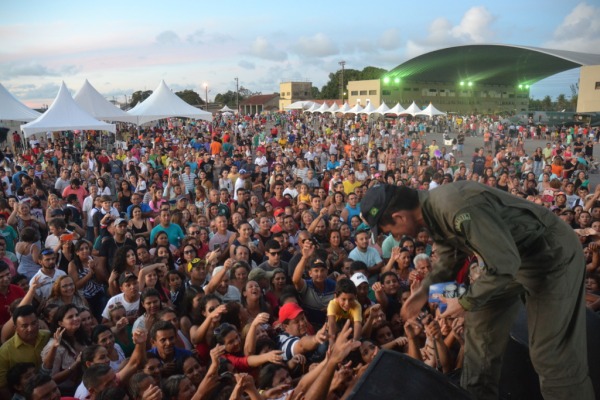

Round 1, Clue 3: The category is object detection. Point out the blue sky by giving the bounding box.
[1,0,598,107]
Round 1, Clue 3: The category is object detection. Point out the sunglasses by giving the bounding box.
[269,251,281,256]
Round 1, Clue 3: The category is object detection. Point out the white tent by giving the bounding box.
[305,102,320,113]
[359,101,377,115]
[313,102,329,113]
[345,103,364,114]
[338,102,351,113]
[402,101,422,116]
[284,100,314,110]
[385,102,405,116]
[74,79,138,124]
[128,80,213,125]
[219,105,235,112]
[325,102,340,114]
[0,83,41,122]
[373,101,390,115]
[21,82,115,137]
[416,102,446,118]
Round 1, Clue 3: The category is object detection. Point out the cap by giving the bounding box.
[114,218,127,226]
[118,272,137,286]
[274,208,285,217]
[278,302,304,324]
[309,258,327,270]
[556,191,566,197]
[350,272,369,288]
[360,184,394,238]
[560,208,575,215]
[176,195,189,202]
[187,258,205,273]
[239,169,247,174]
[248,268,275,282]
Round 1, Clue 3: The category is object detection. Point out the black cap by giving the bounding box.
[118,272,137,286]
[360,184,393,238]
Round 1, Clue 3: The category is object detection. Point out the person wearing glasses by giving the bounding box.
[257,240,288,274]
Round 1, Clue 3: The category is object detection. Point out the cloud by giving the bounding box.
[155,30,181,45]
[0,62,80,79]
[544,3,600,52]
[186,29,204,44]
[238,60,255,70]
[210,33,233,44]
[292,33,338,58]
[12,82,61,100]
[406,6,496,58]
[249,37,287,61]
[378,28,401,50]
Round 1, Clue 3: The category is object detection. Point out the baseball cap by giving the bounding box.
[360,184,395,238]
[176,195,189,202]
[278,302,304,324]
[118,272,137,286]
[350,272,369,288]
[248,268,275,282]
[309,258,327,270]
[239,169,247,174]
[114,218,127,226]
[274,208,285,217]
[556,192,566,197]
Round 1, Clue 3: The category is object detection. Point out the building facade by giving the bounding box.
[577,65,600,113]
[279,82,312,110]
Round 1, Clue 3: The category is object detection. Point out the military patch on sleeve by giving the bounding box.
[454,213,471,232]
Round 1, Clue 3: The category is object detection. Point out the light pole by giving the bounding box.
[339,60,346,104]
[203,82,208,110]
[235,77,239,113]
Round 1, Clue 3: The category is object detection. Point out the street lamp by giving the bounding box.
[203,82,208,110]
[235,77,239,113]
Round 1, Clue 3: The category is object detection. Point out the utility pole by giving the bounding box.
[339,60,346,104]
[235,77,239,113]
[203,82,208,110]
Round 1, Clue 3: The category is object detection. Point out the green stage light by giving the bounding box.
[459,81,465,86]
[468,81,473,87]
[525,85,529,89]
[383,77,390,84]
[518,84,523,89]
[394,77,400,84]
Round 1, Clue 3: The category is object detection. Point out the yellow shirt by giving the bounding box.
[0,329,51,386]
[343,180,362,195]
[327,299,362,323]
[298,193,311,204]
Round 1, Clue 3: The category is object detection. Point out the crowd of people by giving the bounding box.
[0,111,597,400]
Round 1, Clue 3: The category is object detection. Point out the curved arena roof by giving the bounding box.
[384,44,600,86]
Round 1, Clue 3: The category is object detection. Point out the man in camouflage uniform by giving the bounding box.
[361,181,594,400]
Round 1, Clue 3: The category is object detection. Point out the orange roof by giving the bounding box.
[240,94,279,106]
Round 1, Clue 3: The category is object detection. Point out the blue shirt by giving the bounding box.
[126,203,153,218]
[150,223,185,247]
[148,346,192,367]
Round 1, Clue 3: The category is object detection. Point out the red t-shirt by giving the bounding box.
[0,284,26,324]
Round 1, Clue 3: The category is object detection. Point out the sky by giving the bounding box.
[1,0,599,108]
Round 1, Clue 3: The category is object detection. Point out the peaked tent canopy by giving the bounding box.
[305,103,320,113]
[313,102,329,113]
[360,102,377,115]
[284,101,314,110]
[325,103,340,113]
[385,102,406,116]
[74,79,138,124]
[345,103,364,115]
[128,80,213,125]
[416,103,446,118]
[219,105,235,112]
[21,82,115,138]
[373,101,390,115]
[0,83,41,122]
[338,102,352,113]
[402,101,422,116]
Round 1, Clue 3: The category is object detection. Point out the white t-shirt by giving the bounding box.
[102,293,140,321]
[30,269,66,300]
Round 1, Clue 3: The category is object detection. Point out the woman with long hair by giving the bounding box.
[68,240,105,321]
[150,231,178,256]
[118,180,133,211]
[41,304,91,395]
[133,288,163,331]
[326,229,347,273]
[9,201,46,234]
[264,268,286,315]
[91,324,126,372]
[56,240,75,274]
[45,193,62,222]
[328,191,346,216]
[15,227,42,280]
[241,280,272,324]
[230,221,262,263]
[96,177,111,197]
[46,275,89,309]
[128,205,151,243]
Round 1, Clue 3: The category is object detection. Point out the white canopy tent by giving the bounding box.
[338,102,351,113]
[313,102,329,113]
[359,101,377,115]
[21,82,115,138]
[74,79,138,124]
[219,105,235,113]
[284,100,315,110]
[344,103,364,115]
[325,103,340,114]
[373,101,390,115]
[0,83,41,122]
[402,101,422,117]
[384,102,406,116]
[128,80,213,125]
[305,103,320,113]
[416,103,447,118]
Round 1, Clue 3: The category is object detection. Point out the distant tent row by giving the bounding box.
[285,100,446,117]
[0,80,214,137]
